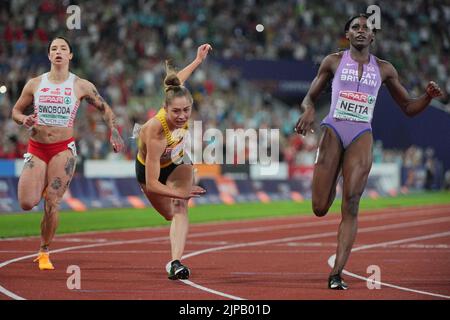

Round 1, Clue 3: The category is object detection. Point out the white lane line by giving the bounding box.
[179,215,450,299]
[327,231,450,299]
[181,280,245,300]
[1,206,449,300]
[0,288,25,300]
[1,204,447,242]
[183,215,450,260]
[0,236,171,300]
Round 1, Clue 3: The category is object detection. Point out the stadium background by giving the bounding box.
[0,0,449,234]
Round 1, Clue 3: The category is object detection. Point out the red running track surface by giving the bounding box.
[0,204,449,300]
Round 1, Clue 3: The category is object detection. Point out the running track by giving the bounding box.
[0,204,449,300]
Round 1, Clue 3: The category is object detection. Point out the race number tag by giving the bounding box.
[67,141,77,157]
[333,91,376,122]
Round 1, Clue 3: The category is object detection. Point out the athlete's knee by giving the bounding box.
[172,199,187,214]
[313,207,329,217]
[312,200,330,217]
[157,208,173,221]
[20,199,38,211]
[19,192,42,210]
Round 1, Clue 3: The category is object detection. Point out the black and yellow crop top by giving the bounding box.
[136,108,189,168]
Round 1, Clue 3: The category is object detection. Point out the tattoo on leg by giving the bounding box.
[24,160,35,169]
[64,157,76,176]
[51,177,62,190]
[63,180,71,193]
[44,199,50,214]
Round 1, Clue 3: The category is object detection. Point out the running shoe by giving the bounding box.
[167,260,190,280]
[328,273,348,290]
[33,252,55,270]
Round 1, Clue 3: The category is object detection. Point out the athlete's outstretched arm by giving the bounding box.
[382,62,442,117]
[80,80,125,152]
[11,78,38,128]
[177,44,212,85]
[295,54,336,136]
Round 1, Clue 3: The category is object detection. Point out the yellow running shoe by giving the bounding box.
[33,252,55,270]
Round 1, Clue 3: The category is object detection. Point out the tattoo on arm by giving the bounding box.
[84,84,117,129]
[111,128,120,139]
[84,89,106,112]
[92,89,106,103]
[92,89,106,111]
[84,95,95,105]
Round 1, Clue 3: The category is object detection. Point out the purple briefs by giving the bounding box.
[321,117,372,149]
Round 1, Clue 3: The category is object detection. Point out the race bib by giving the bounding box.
[333,91,376,122]
[36,97,72,127]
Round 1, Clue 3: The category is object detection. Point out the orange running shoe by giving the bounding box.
[33,252,55,270]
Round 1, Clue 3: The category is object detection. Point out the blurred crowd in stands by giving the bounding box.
[374,143,446,191]
[0,0,449,188]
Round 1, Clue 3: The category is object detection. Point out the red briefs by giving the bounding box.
[27,137,76,164]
